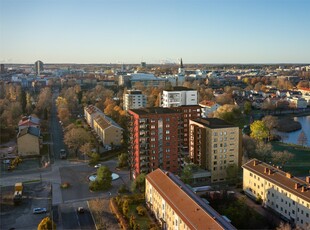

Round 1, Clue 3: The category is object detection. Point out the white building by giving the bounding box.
[123,90,147,111]
[243,159,310,229]
[199,100,220,118]
[161,86,197,108]
[288,97,308,109]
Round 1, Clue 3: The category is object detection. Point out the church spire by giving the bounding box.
[180,58,184,68]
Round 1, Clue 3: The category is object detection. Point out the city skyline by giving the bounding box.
[1,0,310,64]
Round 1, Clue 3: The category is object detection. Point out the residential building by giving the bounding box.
[189,118,242,183]
[128,108,182,179]
[199,100,220,118]
[84,105,123,147]
[288,97,308,109]
[35,60,44,75]
[161,86,197,108]
[18,116,40,131]
[123,90,147,111]
[242,159,310,229]
[145,168,236,230]
[119,73,167,88]
[93,114,123,146]
[17,127,41,156]
[170,105,201,150]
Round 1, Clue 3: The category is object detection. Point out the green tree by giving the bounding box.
[180,164,194,184]
[243,101,252,115]
[262,115,278,141]
[38,217,56,230]
[118,153,128,168]
[131,173,146,193]
[250,120,269,142]
[97,166,112,190]
[226,164,239,183]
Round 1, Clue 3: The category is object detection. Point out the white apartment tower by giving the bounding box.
[123,90,147,111]
[162,86,198,108]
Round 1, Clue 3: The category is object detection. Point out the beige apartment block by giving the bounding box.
[17,127,41,156]
[243,159,310,229]
[145,168,236,230]
[189,118,242,183]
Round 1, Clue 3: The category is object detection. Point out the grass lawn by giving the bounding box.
[272,142,310,176]
[128,203,152,229]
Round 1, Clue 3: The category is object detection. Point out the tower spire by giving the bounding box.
[180,58,184,68]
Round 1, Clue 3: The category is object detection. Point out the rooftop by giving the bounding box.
[164,86,194,92]
[18,126,40,138]
[242,159,310,203]
[146,169,236,230]
[129,107,180,115]
[199,100,218,107]
[192,118,236,129]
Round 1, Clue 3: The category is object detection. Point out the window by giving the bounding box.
[166,130,170,134]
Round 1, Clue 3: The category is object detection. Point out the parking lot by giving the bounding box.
[0,182,51,230]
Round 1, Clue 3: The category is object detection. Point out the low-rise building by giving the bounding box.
[199,100,220,118]
[18,116,40,131]
[288,97,308,109]
[145,168,236,230]
[242,159,310,229]
[17,127,41,156]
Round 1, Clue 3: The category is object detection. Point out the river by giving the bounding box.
[276,115,310,147]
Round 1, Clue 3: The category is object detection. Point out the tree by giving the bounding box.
[118,153,128,168]
[64,127,91,156]
[298,130,308,147]
[250,120,269,142]
[97,166,112,190]
[226,164,239,183]
[131,173,146,193]
[243,101,252,115]
[262,115,278,140]
[180,164,194,184]
[254,141,273,162]
[38,217,56,230]
[271,150,294,166]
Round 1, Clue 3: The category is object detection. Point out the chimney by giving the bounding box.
[253,160,257,166]
[301,186,306,192]
[306,176,310,184]
[295,183,300,190]
[268,169,273,175]
[286,173,292,178]
[264,167,268,174]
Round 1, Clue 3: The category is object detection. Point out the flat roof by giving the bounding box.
[129,107,180,115]
[164,86,195,91]
[192,118,236,129]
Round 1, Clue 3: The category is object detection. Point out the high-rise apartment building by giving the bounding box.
[123,90,147,111]
[34,60,44,75]
[128,108,182,179]
[161,86,197,108]
[243,159,310,229]
[189,118,241,183]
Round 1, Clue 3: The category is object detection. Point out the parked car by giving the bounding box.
[33,208,47,214]
[77,207,84,213]
[60,149,67,159]
[94,163,102,168]
[2,159,10,164]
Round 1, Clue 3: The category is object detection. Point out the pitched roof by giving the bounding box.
[242,159,310,203]
[94,114,122,130]
[192,118,236,129]
[17,126,40,138]
[146,169,236,230]
[18,116,40,126]
[199,100,218,107]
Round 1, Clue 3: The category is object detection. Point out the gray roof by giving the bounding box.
[18,126,40,138]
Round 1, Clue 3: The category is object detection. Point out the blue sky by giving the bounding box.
[0,0,309,64]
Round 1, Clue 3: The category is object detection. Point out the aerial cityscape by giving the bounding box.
[1,0,310,230]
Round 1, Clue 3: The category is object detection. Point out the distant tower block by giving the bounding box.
[34,60,44,75]
[141,61,146,68]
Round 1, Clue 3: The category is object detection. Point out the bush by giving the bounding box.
[38,217,56,230]
[136,205,146,216]
[89,180,104,191]
[118,184,128,194]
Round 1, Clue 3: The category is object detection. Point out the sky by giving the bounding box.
[0,0,310,64]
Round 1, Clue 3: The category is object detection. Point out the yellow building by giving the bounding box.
[93,114,123,146]
[145,168,236,230]
[243,159,310,229]
[17,127,41,156]
[189,118,242,183]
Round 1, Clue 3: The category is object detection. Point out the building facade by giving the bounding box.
[35,60,44,75]
[161,86,197,108]
[17,127,41,156]
[123,90,147,111]
[199,100,220,118]
[243,159,310,229]
[145,168,236,230]
[128,108,182,179]
[189,118,242,183]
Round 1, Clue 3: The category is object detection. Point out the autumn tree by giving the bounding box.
[38,217,56,230]
[35,87,52,118]
[271,150,294,166]
[64,127,91,156]
[254,142,273,162]
[250,120,269,142]
[297,130,308,147]
[262,115,278,141]
[243,101,252,115]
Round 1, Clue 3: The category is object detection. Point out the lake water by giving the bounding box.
[276,115,310,147]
